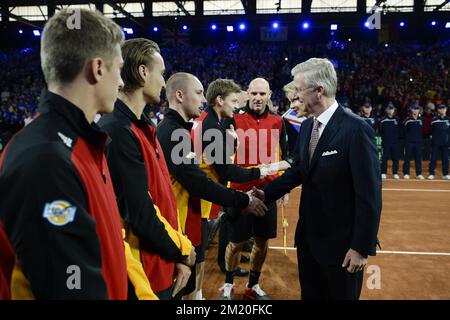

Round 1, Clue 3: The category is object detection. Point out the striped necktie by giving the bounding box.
[309,118,321,162]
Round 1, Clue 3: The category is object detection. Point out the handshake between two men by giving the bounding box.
[242,160,291,217]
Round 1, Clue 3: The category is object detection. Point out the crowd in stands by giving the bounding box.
[1,40,448,142]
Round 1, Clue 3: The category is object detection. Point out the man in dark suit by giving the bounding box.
[253,58,382,300]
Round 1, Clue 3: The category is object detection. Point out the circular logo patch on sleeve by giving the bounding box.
[43,200,77,226]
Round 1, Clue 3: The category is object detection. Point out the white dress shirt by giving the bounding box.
[315,100,339,138]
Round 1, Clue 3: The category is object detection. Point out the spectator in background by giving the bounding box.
[402,105,425,179]
[428,104,450,180]
[380,103,401,180]
[359,102,377,133]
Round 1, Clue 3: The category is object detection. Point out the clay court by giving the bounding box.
[203,163,450,300]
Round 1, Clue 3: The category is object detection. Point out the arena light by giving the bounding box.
[182,25,188,31]
[385,43,389,47]
[18,29,23,34]
[211,24,217,30]
[348,38,352,42]
[239,23,246,31]
[431,21,437,26]
[302,22,310,30]
[446,22,450,28]
[364,21,370,28]
[227,25,234,32]
[123,27,134,35]
[272,22,279,29]
[33,30,40,37]
[153,26,158,32]
[330,24,338,31]
[399,21,405,27]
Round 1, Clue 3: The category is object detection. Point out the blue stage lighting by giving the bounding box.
[123,28,134,35]
[211,24,217,30]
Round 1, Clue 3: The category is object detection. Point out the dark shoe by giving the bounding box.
[243,241,253,253]
[234,268,249,277]
[240,255,250,263]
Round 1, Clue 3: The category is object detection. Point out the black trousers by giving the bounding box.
[403,142,423,175]
[297,242,363,300]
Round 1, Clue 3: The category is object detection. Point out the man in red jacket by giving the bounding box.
[99,38,195,300]
[0,9,155,299]
[220,78,289,300]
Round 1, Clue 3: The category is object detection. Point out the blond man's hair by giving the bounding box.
[206,79,241,108]
[120,38,161,93]
[41,8,124,85]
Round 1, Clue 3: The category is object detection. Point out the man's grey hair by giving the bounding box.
[291,58,337,98]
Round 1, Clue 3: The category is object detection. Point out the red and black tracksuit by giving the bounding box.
[224,105,288,242]
[227,105,288,193]
[156,109,251,247]
[0,90,147,299]
[98,100,192,296]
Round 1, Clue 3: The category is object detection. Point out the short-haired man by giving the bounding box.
[98,38,195,300]
[402,105,425,179]
[428,104,450,180]
[254,58,381,300]
[220,78,289,300]
[0,9,155,299]
[156,73,268,299]
[359,103,377,133]
[190,78,279,299]
[380,104,401,180]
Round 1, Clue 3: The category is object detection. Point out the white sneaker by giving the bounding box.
[381,174,387,180]
[219,283,234,300]
[393,174,400,180]
[443,175,450,180]
[244,283,270,300]
[416,175,425,180]
[427,175,434,180]
[403,174,410,179]
[195,289,205,300]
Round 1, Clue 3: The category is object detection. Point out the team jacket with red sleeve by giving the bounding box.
[225,105,288,192]
[0,90,130,299]
[156,109,250,246]
[191,108,261,220]
[98,99,192,293]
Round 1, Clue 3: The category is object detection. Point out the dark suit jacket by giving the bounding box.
[263,106,382,265]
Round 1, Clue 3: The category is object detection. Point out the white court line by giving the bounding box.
[294,186,450,192]
[382,188,450,192]
[383,179,449,182]
[269,246,450,256]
